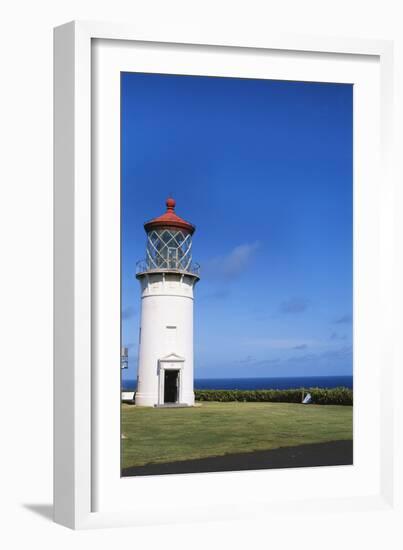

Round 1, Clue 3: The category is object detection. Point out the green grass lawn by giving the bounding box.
[121,401,353,469]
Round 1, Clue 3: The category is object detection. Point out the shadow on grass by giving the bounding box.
[122,440,353,477]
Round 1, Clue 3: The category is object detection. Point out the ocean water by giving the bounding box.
[121,375,353,392]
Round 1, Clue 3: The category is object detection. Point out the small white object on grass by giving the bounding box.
[302,392,312,404]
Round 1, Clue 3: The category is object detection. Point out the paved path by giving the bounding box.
[122,440,353,477]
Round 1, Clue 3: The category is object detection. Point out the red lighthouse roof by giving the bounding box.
[144,197,195,235]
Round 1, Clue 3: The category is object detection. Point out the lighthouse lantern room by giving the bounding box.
[135,197,200,407]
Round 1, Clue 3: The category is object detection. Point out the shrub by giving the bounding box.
[194,387,352,406]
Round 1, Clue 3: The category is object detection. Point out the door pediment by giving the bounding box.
[159,352,185,363]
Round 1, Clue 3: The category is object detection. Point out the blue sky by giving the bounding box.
[121,72,353,381]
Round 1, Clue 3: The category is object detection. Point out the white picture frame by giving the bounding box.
[54,21,400,531]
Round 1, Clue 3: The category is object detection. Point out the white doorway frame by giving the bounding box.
[157,353,185,405]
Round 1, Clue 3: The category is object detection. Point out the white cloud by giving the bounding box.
[241,337,318,350]
[204,241,260,279]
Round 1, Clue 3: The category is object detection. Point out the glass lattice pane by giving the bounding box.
[146,229,192,271]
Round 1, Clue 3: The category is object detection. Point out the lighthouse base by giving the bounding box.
[154,403,190,408]
[134,391,195,408]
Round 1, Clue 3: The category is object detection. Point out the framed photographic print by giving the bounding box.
[119,73,354,477]
[54,21,399,531]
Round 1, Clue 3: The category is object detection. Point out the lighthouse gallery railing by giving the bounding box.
[136,259,200,277]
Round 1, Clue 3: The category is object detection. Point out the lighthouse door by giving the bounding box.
[164,369,179,403]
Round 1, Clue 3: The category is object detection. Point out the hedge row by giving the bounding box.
[194,387,353,406]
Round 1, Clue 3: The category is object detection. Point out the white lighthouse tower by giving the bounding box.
[134,197,200,407]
